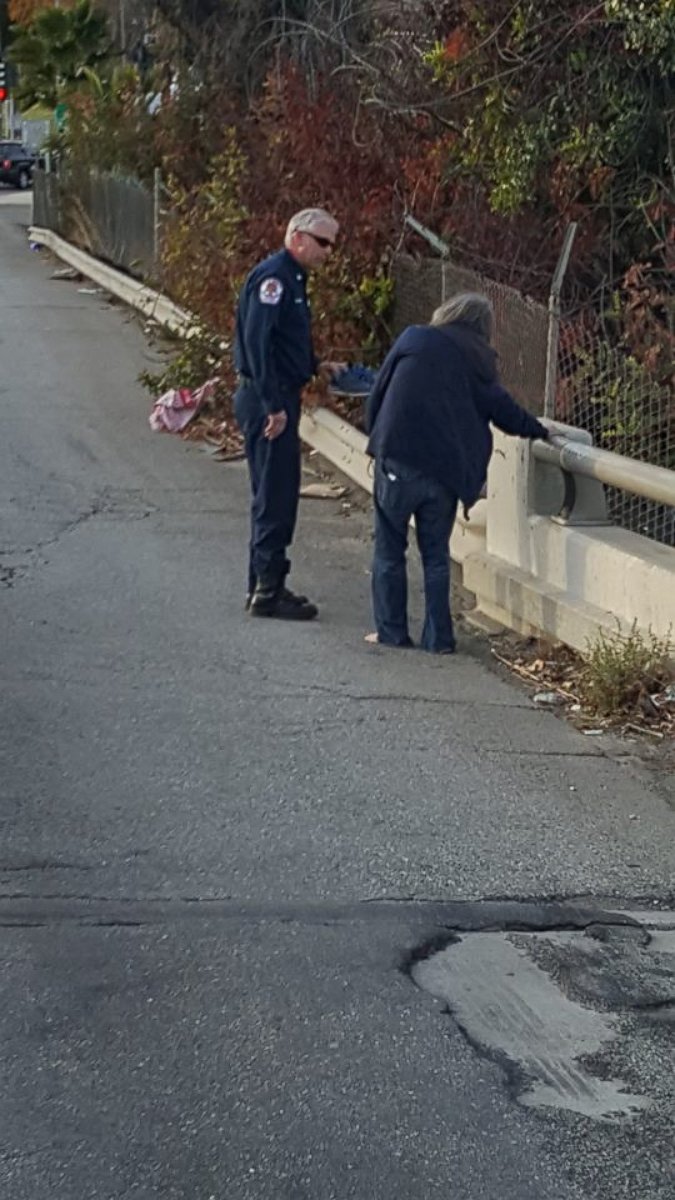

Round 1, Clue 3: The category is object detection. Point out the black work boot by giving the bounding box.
[278,560,308,607]
[245,586,308,611]
[249,576,318,620]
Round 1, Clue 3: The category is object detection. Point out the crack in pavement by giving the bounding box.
[274,686,538,709]
[631,997,675,1011]
[3,504,104,559]
[0,894,662,930]
[2,492,158,572]
[1,889,672,1124]
[0,860,94,873]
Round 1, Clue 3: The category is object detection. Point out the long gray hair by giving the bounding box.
[430,292,493,341]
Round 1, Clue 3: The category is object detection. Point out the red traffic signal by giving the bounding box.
[0,88,7,103]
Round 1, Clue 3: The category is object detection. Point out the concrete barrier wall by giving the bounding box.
[299,409,675,653]
[464,428,675,652]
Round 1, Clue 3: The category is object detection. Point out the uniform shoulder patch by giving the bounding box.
[259,277,284,305]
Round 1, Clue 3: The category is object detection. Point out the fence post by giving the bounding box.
[544,222,577,419]
[153,167,162,270]
[404,214,451,259]
[403,213,452,317]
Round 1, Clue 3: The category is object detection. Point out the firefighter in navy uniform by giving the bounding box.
[234,207,342,620]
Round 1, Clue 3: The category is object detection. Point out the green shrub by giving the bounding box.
[580,621,673,716]
[138,323,228,401]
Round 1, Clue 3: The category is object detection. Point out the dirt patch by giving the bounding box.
[484,633,674,757]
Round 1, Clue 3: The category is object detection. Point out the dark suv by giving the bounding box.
[0,143,36,189]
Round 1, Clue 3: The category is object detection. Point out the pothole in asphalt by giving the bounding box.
[408,902,675,1121]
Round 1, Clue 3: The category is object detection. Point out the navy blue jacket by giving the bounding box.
[234,248,318,415]
[366,322,548,506]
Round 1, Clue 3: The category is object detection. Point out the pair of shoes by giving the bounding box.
[330,363,377,396]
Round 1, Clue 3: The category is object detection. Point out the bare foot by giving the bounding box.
[364,632,379,644]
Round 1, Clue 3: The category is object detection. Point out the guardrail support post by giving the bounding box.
[534,424,609,526]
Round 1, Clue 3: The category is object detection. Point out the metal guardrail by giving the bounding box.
[29,225,193,335]
[534,438,675,510]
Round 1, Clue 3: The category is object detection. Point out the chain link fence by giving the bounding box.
[32,167,157,280]
[556,324,675,545]
[393,253,549,416]
[392,250,675,547]
[32,167,65,232]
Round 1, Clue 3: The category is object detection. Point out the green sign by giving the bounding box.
[54,102,68,131]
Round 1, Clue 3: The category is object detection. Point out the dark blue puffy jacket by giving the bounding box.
[366,321,547,506]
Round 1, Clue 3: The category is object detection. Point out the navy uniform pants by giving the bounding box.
[234,384,301,594]
[372,458,458,653]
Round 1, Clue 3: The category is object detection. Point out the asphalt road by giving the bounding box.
[1,193,674,1199]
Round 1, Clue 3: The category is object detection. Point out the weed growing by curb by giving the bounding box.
[580,621,673,717]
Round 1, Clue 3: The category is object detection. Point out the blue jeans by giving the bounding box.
[372,459,458,652]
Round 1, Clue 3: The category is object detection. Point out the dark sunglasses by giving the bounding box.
[304,231,335,249]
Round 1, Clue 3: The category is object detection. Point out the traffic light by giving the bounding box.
[0,61,7,104]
